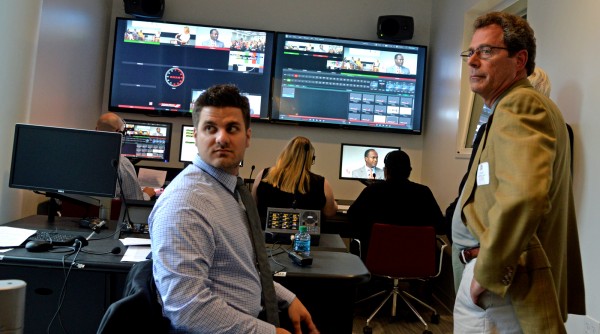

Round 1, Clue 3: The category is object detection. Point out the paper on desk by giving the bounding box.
[0,226,37,251]
[138,168,167,188]
[121,245,152,262]
[120,237,151,246]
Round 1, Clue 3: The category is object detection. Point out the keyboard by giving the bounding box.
[28,231,81,246]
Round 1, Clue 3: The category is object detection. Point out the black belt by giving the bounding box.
[459,247,480,264]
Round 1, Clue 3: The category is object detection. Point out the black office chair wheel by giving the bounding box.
[431,312,440,324]
[363,326,373,334]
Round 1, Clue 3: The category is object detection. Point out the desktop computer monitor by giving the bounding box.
[179,125,196,163]
[339,143,401,181]
[9,124,122,221]
[122,119,172,162]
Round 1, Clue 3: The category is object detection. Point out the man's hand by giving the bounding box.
[280,298,319,334]
[142,187,156,198]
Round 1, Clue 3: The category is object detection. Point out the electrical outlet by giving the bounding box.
[585,316,600,334]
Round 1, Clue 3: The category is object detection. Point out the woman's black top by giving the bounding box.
[255,167,326,225]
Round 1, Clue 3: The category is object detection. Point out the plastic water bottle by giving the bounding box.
[293,226,311,256]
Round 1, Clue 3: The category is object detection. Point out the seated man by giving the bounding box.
[347,149,444,260]
[96,112,155,201]
[149,84,318,333]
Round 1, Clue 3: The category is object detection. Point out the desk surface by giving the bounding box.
[270,251,369,284]
[2,215,355,273]
[2,215,131,272]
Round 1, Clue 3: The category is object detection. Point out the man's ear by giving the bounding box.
[515,49,528,72]
[246,127,251,148]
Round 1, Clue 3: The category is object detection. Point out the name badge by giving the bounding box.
[477,162,490,186]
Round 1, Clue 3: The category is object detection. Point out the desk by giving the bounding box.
[0,215,129,334]
[270,251,369,333]
[1,215,369,334]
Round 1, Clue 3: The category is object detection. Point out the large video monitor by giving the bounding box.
[9,124,122,221]
[108,17,275,119]
[271,33,427,134]
[339,143,401,181]
[179,124,196,163]
[122,119,172,162]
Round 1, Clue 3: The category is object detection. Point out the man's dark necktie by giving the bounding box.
[236,177,280,326]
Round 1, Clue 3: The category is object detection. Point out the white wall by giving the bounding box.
[529,0,600,329]
[0,1,42,223]
[18,0,114,216]
[427,0,600,330]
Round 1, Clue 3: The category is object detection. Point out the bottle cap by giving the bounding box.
[299,225,308,232]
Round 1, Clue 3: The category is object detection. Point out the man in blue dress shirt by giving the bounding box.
[149,84,319,333]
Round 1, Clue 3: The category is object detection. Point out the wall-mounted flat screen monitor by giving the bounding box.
[271,33,427,134]
[122,119,172,162]
[179,125,196,163]
[108,17,275,119]
[339,143,401,181]
[9,123,121,198]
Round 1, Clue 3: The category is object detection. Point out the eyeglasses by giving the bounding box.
[118,122,127,136]
[460,46,509,61]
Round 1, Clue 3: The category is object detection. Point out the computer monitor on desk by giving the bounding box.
[118,199,155,234]
[339,143,400,185]
[9,124,122,222]
[122,119,172,163]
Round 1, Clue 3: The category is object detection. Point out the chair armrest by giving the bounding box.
[433,236,449,278]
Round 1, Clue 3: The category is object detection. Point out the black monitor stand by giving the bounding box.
[43,192,102,223]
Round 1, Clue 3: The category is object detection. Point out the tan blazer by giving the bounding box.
[459,79,585,333]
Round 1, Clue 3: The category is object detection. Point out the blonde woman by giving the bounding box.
[251,136,337,224]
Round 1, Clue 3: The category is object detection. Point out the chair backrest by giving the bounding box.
[365,224,437,279]
[97,259,170,334]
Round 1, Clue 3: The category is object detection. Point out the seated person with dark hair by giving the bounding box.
[347,149,444,260]
[96,112,155,201]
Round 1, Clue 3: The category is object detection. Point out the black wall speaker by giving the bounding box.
[123,0,165,19]
[377,15,414,41]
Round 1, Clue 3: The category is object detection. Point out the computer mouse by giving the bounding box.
[25,240,54,252]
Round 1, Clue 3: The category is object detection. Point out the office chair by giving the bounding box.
[97,259,170,334]
[358,224,447,334]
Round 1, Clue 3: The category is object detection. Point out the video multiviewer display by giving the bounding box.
[272,33,427,134]
[109,18,274,119]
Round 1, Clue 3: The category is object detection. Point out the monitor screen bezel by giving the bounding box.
[339,143,402,181]
[122,118,173,163]
[9,123,122,198]
[271,32,428,134]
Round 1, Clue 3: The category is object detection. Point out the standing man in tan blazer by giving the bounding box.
[452,12,585,333]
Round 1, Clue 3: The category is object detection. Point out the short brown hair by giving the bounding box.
[192,84,251,130]
[474,12,536,76]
